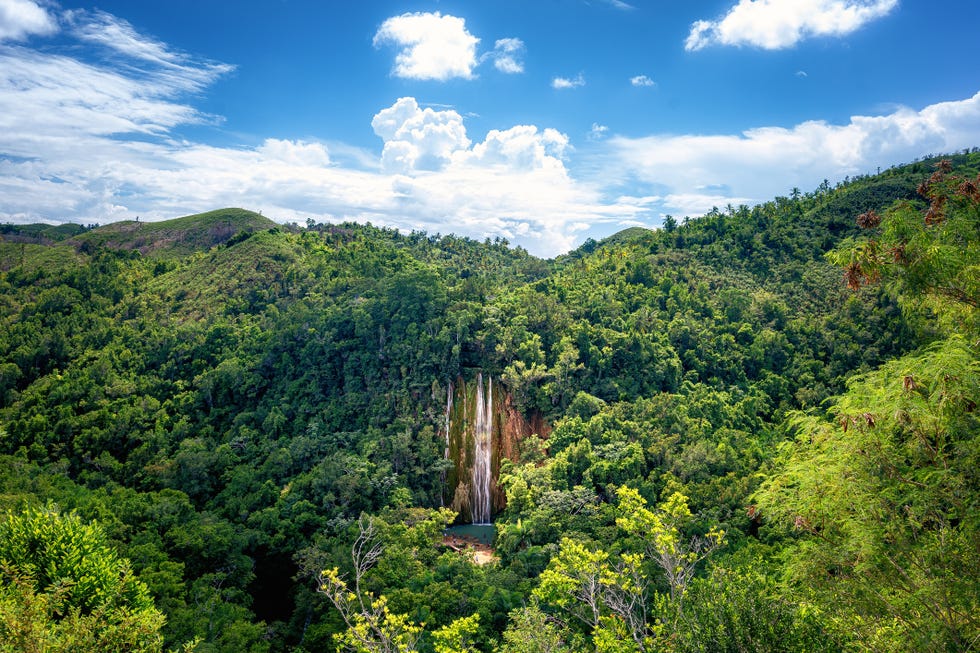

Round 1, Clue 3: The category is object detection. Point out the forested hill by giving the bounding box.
[0,153,977,652]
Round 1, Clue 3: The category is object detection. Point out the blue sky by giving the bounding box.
[2,0,979,256]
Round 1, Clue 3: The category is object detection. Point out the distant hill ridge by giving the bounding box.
[68,208,277,257]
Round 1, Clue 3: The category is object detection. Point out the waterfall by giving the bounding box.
[444,372,550,524]
[471,373,493,524]
[444,381,453,459]
[441,381,453,508]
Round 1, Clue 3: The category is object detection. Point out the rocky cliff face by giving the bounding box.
[442,373,550,523]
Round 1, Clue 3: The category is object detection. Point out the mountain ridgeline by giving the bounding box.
[0,153,977,652]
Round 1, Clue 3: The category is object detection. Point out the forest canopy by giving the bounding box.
[0,152,977,652]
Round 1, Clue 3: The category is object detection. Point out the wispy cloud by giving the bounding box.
[630,74,656,87]
[0,47,212,140]
[0,0,57,42]
[552,73,585,90]
[64,9,233,92]
[374,12,480,81]
[685,0,898,51]
[488,37,525,74]
[601,0,635,10]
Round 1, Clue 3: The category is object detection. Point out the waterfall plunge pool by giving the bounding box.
[444,523,495,547]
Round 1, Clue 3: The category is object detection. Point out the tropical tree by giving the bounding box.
[755,337,980,651]
[832,158,979,333]
[318,513,482,653]
[318,516,423,653]
[0,504,166,653]
[758,162,980,651]
[616,488,724,610]
[498,603,570,653]
[533,490,724,651]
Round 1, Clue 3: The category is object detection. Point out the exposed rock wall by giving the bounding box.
[442,373,550,523]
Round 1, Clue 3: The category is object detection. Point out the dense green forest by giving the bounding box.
[0,153,977,652]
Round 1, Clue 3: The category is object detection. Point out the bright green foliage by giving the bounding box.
[318,516,418,653]
[318,573,423,653]
[534,538,610,629]
[755,336,980,651]
[432,613,481,653]
[498,603,570,653]
[533,536,671,652]
[831,158,980,334]
[0,505,165,652]
[317,513,485,653]
[592,616,642,653]
[674,565,842,653]
[616,488,724,605]
[757,156,980,652]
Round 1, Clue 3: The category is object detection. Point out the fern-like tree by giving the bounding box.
[755,337,980,651]
[0,504,166,653]
[832,158,979,333]
[758,160,980,651]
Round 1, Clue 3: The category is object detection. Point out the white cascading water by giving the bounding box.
[471,373,493,524]
[441,381,453,507]
[444,381,453,460]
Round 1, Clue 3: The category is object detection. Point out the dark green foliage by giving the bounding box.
[0,154,975,651]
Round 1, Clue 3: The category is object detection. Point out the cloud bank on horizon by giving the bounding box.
[0,0,978,257]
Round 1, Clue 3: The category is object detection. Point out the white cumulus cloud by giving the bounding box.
[685,0,898,51]
[362,99,629,254]
[371,97,470,173]
[466,125,569,170]
[552,73,585,90]
[605,91,980,217]
[374,12,479,81]
[630,75,656,87]
[0,0,57,42]
[257,139,330,167]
